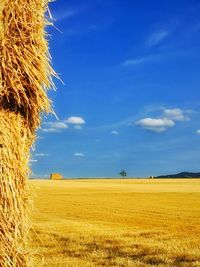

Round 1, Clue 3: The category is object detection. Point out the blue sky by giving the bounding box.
[31,0,200,178]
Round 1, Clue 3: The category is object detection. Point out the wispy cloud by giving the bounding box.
[52,7,81,21]
[44,121,69,129]
[147,30,170,46]
[30,159,38,164]
[196,130,200,135]
[37,136,44,140]
[35,153,49,157]
[74,125,83,130]
[52,2,102,22]
[30,159,38,162]
[42,128,61,133]
[86,106,159,132]
[122,56,153,67]
[122,28,171,67]
[42,121,68,133]
[73,152,85,157]
[58,9,78,20]
[163,108,190,121]
[111,130,119,135]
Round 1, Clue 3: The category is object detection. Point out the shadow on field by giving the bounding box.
[31,230,200,267]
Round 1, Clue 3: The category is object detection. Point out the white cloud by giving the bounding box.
[66,116,85,125]
[42,116,85,133]
[35,153,49,157]
[197,130,200,135]
[147,30,169,46]
[136,118,175,127]
[136,118,175,132]
[136,107,192,133]
[163,108,190,121]
[73,152,85,157]
[111,130,119,135]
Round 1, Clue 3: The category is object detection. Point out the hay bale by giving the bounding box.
[50,173,63,180]
[0,0,57,132]
[0,0,56,266]
[0,110,35,266]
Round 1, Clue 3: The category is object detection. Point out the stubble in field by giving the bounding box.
[30,179,200,267]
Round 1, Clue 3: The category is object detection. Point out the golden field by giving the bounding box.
[30,179,200,267]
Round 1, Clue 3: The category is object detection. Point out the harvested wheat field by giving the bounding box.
[30,179,200,267]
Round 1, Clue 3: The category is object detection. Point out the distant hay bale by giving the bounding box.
[50,173,63,180]
[0,0,56,266]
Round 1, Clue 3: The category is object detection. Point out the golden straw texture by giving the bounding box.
[0,110,35,266]
[0,0,56,266]
[0,0,56,132]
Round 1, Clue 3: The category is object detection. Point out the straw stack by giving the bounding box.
[0,110,35,266]
[0,0,56,265]
[0,0,56,131]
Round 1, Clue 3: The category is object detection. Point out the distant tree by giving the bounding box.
[119,170,127,178]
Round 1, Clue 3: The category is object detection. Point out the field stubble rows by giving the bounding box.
[30,179,200,266]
